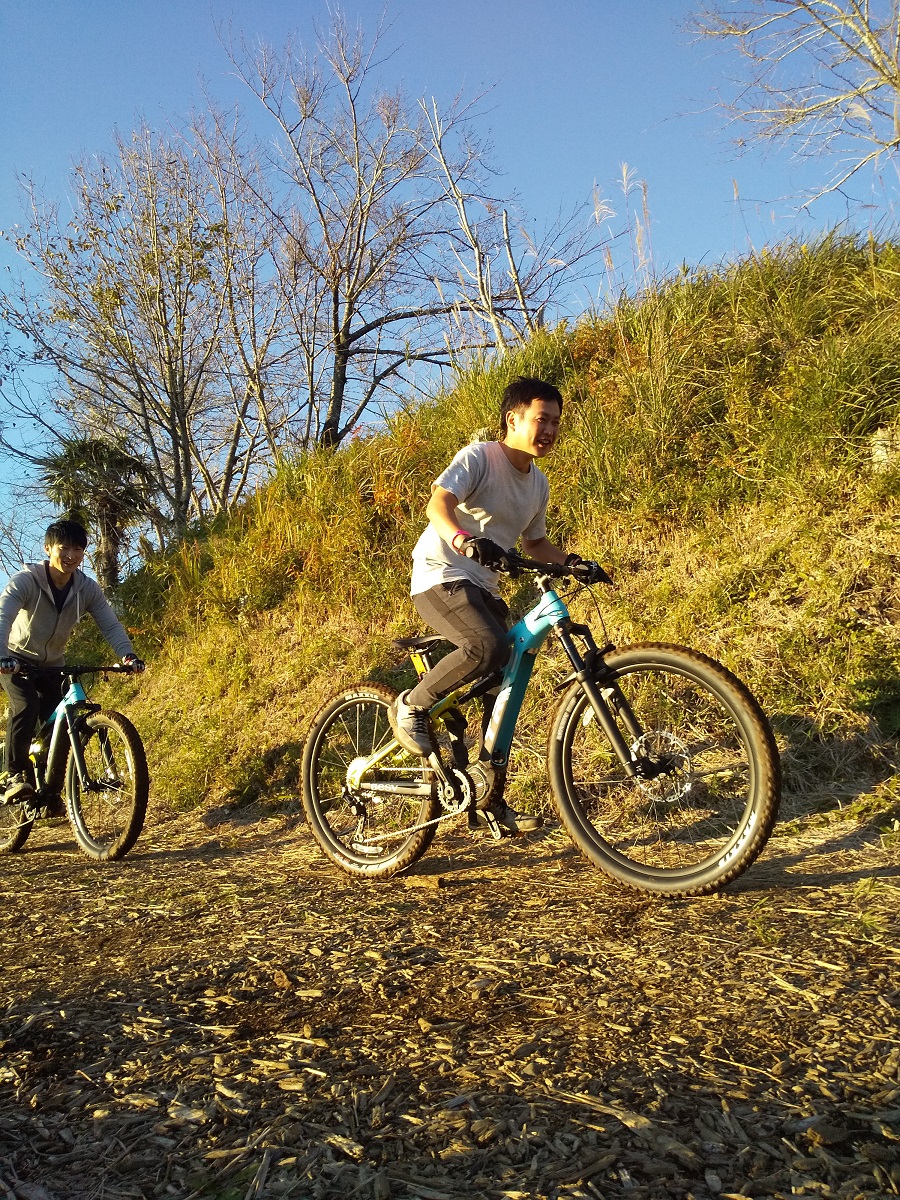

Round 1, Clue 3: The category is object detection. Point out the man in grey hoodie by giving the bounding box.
[0,519,144,805]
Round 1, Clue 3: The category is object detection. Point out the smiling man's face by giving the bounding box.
[504,397,562,460]
[45,542,85,582]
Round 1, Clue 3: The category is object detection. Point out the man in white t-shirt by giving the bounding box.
[390,376,602,832]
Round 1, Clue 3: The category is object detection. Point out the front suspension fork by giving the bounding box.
[554,624,641,778]
[65,707,94,791]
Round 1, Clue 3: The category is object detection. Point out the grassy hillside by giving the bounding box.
[86,232,900,832]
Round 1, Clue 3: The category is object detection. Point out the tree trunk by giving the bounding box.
[321,342,350,449]
[94,512,122,593]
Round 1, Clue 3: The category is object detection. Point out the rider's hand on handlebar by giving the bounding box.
[122,655,146,674]
[0,658,19,675]
[565,555,612,586]
[458,535,512,571]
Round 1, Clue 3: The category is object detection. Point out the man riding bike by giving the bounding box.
[0,519,144,809]
[388,377,604,833]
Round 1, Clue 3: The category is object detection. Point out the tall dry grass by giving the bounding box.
[76,231,899,828]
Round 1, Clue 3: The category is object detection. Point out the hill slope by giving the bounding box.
[86,232,899,844]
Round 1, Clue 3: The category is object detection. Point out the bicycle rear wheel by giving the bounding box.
[66,710,149,861]
[0,801,32,853]
[302,683,440,878]
[548,643,780,895]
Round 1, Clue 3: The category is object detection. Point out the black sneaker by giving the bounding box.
[3,772,34,803]
[388,690,434,757]
[475,803,543,834]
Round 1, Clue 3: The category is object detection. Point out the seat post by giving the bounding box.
[392,634,449,681]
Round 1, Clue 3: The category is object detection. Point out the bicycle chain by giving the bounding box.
[352,803,474,845]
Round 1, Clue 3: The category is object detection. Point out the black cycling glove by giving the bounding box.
[459,536,510,571]
[564,555,612,585]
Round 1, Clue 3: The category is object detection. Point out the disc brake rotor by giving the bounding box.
[631,729,692,802]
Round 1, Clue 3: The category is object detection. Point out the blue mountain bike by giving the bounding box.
[301,556,780,896]
[0,664,148,861]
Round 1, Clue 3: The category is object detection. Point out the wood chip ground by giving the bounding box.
[1,805,897,1200]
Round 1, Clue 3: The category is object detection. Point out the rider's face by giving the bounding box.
[45,542,85,581]
[504,398,562,459]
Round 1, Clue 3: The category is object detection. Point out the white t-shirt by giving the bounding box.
[411,441,549,597]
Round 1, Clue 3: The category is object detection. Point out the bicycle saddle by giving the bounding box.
[392,634,447,652]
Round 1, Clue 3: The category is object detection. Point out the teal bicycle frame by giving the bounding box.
[33,674,97,798]
[424,577,639,777]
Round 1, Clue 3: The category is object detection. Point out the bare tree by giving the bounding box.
[424,101,602,354]
[188,107,309,481]
[0,124,302,539]
[692,1,900,198]
[227,15,606,446]
[2,129,223,535]
[226,18,465,447]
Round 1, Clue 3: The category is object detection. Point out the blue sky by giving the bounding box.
[0,0,887,560]
[1,0,870,280]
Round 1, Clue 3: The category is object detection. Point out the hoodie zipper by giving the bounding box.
[29,567,81,663]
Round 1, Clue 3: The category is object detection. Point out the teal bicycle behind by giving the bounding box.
[301,556,781,895]
[0,664,149,861]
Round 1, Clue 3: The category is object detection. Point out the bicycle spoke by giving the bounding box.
[302,685,439,875]
[550,645,779,893]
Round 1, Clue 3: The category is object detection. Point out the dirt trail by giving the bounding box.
[0,806,898,1200]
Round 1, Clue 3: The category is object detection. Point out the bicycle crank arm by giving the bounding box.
[425,749,453,784]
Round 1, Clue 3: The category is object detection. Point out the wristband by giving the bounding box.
[451,530,470,552]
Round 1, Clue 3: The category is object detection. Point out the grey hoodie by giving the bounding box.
[0,563,135,667]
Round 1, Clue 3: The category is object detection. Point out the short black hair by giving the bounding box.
[45,519,88,550]
[499,377,563,439]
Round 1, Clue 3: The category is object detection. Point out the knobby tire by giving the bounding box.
[0,802,32,854]
[548,642,780,895]
[302,683,439,878]
[66,710,149,861]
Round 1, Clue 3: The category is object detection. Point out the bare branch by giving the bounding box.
[692,1,900,199]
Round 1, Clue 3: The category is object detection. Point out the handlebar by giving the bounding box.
[5,663,140,678]
[503,552,567,577]
[501,550,613,586]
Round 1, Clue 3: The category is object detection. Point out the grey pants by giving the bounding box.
[407,582,510,708]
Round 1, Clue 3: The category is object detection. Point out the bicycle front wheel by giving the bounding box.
[0,801,32,854]
[302,683,440,878]
[549,643,780,895]
[66,711,149,861]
